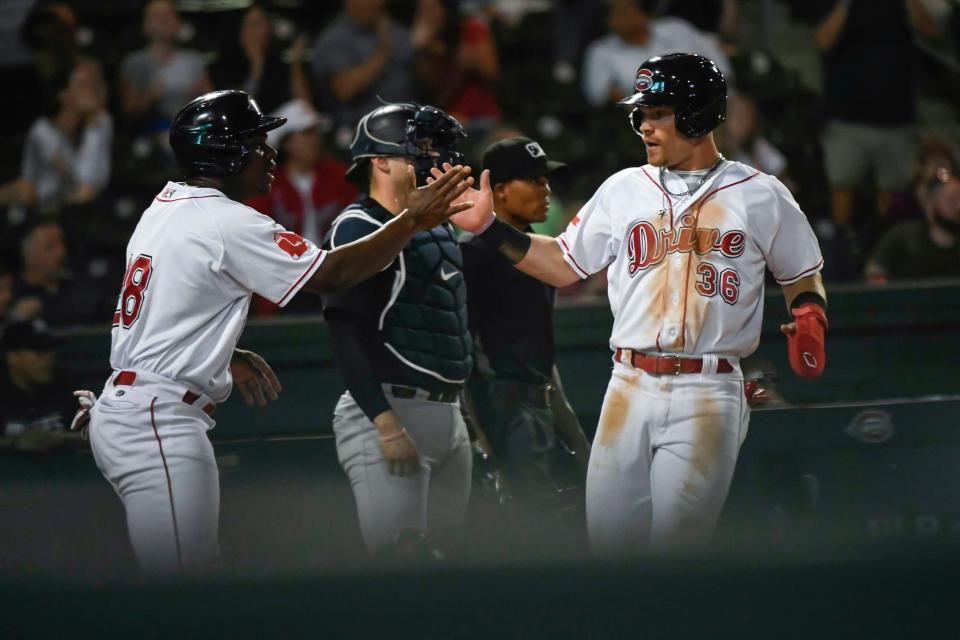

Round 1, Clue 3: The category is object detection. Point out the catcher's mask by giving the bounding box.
[345,102,466,186]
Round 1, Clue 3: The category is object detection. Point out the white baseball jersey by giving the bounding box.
[109,181,326,402]
[557,161,822,358]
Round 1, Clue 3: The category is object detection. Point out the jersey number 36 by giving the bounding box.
[695,262,740,305]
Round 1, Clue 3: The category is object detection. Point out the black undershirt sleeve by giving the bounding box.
[325,309,391,422]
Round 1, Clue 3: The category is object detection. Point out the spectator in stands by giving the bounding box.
[865,171,960,283]
[0,59,113,212]
[0,317,81,453]
[581,0,733,107]
[247,100,356,245]
[10,220,100,328]
[889,136,959,222]
[312,0,417,133]
[550,0,605,84]
[19,2,80,94]
[654,0,740,51]
[8,2,79,140]
[119,0,212,131]
[209,4,312,115]
[0,263,13,325]
[722,93,793,190]
[812,0,937,230]
[413,0,501,132]
[245,100,357,317]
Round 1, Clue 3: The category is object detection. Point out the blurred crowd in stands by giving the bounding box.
[1,0,959,343]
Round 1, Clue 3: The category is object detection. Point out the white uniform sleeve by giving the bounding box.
[555,179,618,279]
[752,177,823,285]
[219,206,326,306]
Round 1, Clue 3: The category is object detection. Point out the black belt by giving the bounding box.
[389,384,459,404]
[487,379,553,409]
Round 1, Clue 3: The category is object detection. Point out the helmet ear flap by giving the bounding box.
[182,135,250,176]
[676,94,727,138]
[628,108,644,136]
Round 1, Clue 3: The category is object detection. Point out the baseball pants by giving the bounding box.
[332,388,472,553]
[466,378,558,505]
[89,370,220,575]
[586,359,749,554]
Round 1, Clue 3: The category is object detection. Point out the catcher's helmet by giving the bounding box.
[345,102,466,185]
[618,53,727,138]
[169,90,286,177]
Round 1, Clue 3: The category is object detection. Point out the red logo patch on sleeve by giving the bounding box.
[274,231,309,260]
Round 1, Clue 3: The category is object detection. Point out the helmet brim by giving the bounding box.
[241,115,287,137]
[617,92,672,107]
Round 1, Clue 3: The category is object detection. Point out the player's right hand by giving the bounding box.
[743,379,769,408]
[400,164,475,231]
[379,431,421,477]
[374,411,420,477]
[230,349,282,407]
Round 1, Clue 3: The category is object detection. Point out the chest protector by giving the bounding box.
[381,223,473,384]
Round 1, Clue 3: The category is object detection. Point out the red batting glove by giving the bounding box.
[743,379,770,407]
[781,303,828,380]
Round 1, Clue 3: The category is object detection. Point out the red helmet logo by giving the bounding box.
[274,231,309,260]
[635,68,654,92]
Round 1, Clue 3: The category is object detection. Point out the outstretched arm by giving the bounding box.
[487,227,581,289]
[442,166,582,288]
[303,165,474,295]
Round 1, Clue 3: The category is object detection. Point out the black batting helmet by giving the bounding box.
[169,90,286,177]
[618,53,727,138]
[345,102,466,186]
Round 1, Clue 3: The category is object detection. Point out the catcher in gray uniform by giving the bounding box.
[322,103,473,556]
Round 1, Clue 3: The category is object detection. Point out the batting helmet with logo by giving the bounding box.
[618,53,727,139]
[169,90,286,177]
[345,102,466,186]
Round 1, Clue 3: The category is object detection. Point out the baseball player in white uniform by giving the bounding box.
[80,90,475,574]
[447,53,828,553]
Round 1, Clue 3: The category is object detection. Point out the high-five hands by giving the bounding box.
[428,162,496,233]
[399,164,476,231]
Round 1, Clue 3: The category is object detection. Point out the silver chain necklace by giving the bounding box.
[658,155,725,199]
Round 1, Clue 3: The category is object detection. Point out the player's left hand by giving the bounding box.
[231,349,282,407]
[428,162,496,233]
[780,301,828,379]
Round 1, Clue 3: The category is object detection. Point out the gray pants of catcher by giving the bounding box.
[332,388,472,553]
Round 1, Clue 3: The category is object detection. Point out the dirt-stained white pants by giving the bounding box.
[332,389,472,553]
[89,370,220,575]
[586,359,749,554]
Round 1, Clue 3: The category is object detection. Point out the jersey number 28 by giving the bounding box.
[118,254,153,329]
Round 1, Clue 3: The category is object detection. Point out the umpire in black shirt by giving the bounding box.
[462,137,590,510]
